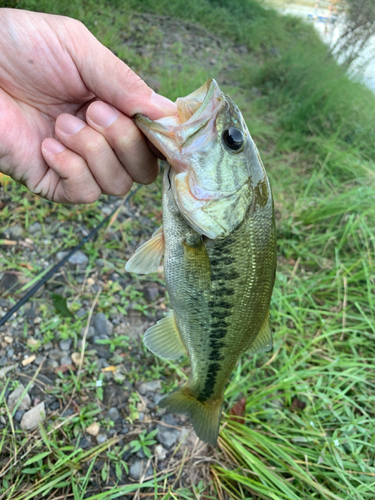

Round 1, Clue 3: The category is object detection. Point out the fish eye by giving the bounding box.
[222,127,244,151]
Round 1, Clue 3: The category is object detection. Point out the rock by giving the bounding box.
[0,272,22,294]
[80,326,95,339]
[60,355,72,366]
[4,336,13,344]
[157,427,180,449]
[139,380,162,395]
[129,459,153,480]
[41,359,59,370]
[91,313,113,337]
[91,345,111,360]
[49,349,65,361]
[20,402,45,431]
[14,410,25,423]
[96,433,108,444]
[56,250,88,270]
[86,422,100,436]
[7,349,14,359]
[59,339,72,351]
[154,444,167,460]
[9,225,24,238]
[143,286,159,302]
[7,384,31,411]
[28,222,42,235]
[33,356,45,366]
[77,436,92,449]
[107,407,120,422]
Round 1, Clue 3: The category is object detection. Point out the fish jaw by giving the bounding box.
[135,79,224,173]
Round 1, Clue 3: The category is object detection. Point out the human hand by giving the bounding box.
[0,9,177,203]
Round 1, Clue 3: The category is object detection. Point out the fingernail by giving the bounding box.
[151,92,177,114]
[43,138,66,154]
[88,101,119,128]
[58,114,86,135]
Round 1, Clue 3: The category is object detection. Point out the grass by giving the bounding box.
[1,0,375,498]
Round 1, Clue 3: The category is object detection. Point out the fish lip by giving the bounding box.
[134,79,223,147]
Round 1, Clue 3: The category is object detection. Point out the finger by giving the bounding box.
[86,101,159,184]
[68,22,177,120]
[55,113,133,195]
[41,138,102,204]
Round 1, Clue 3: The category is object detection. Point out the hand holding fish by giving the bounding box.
[0,8,176,203]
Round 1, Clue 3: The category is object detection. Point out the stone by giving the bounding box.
[49,349,65,360]
[9,225,24,238]
[28,222,42,235]
[14,409,25,423]
[143,286,159,302]
[80,326,95,339]
[59,339,72,351]
[20,402,45,431]
[157,427,180,449]
[107,407,120,422]
[56,250,88,270]
[129,459,153,480]
[92,313,113,337]
[76,436,92,449]
[60,355,72,366]
[7,384,31,411]
[91,345,111,360]
[86,422,100,436]
[96,433,108,444]
[154,444,167,460]
[42,359,59,370]
[33,356,45,366]
[138,379,162,395]
[0,272,21,294]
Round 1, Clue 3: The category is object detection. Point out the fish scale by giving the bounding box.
[127,79,277,445]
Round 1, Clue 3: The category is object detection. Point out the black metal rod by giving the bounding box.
[0,186,141,328]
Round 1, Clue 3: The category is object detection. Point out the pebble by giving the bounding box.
[76,436,92,449]
[129,459,153,480]
[60,355,72,366]
[92,313,113,337]
[96,433,108,444]
[4,336,13,344]
[7,349,14,359]
[42,359,59,370]
[157,427,180,449]
[80,326,95,339]
[154,444,167,460]
[20,402,45,431]
[143,286,159,302]
[7,384,31,411]
[56,250,88,270]
[86,422,100,436]
[28,222,42,235]
[139,380,162,395]
[14,409,25,423]
[107,407,120,422]
[33,356,45,366]
[59,339,72,351]
[9,225,24,238]
[71,352,81,366]
[49,349,65,360]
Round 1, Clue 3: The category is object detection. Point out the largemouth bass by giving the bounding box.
[126,79,276,446]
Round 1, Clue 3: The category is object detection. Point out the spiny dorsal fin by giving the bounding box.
[125,226,164,274]
[247,315,273,355]
[144,310,186,359]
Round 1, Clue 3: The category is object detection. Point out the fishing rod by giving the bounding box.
[0,186,141,328]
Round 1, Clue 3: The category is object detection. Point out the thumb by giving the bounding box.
[69,23,177,120]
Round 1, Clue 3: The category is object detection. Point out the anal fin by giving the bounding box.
[125,226,164,274]
[247,315,273,355]
[144,310,186,359]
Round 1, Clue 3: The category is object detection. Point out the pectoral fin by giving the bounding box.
[144,310,186,359]
[246,315,272,355]
[125,227,164,274]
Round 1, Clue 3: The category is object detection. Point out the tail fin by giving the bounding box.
[158,385,223,446]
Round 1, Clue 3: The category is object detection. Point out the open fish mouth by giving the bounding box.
[135,79,252,239]
[135,79,224,175]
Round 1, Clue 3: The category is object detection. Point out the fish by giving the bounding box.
[126,79,277,446]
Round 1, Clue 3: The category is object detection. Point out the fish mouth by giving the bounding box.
[135,79,224,175]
